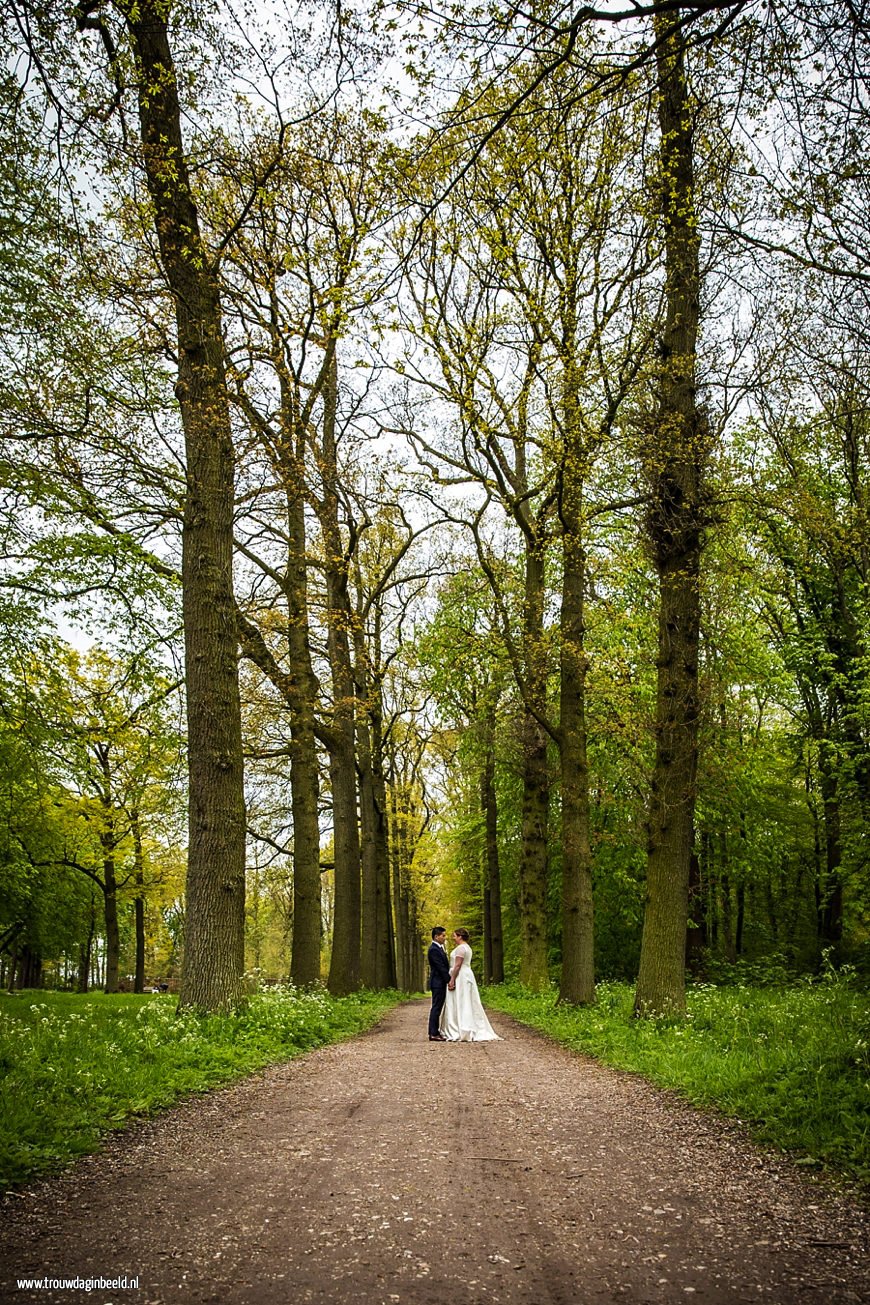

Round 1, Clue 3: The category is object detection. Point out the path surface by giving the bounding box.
[0,1002,867,1305]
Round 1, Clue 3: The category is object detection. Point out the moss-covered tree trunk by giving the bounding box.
[124,6,246,1012]
[634,9,709,1017]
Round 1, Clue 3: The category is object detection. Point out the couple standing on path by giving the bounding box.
[427,926,501,1042]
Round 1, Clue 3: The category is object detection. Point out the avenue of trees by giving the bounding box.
[0,0,867,1013]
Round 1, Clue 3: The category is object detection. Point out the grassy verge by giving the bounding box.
[482,978,870,1186]
[0,985,402,1191]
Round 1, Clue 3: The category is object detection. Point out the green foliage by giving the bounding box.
[483,976,870,1186]
[0,636,185,986]
[0,987,403,1190]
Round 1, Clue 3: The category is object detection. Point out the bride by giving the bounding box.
[440,929,501,1042]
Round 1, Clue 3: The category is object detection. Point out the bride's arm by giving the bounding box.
[448,952,465,990]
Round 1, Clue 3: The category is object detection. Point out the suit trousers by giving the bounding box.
[428,982,447,1037]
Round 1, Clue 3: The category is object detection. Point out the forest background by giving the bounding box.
[0,0,868,1031]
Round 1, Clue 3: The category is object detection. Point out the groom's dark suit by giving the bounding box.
[427,940,450,1039]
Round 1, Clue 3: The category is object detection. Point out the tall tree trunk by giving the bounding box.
[389,770,425,993]
[735,881,745,957]
[287,712,322,987]
[720,865,736,963]
[101,837,120,994]
[765,866,779,943]
[354,593,395,990]
[402,791,421,991]
[234,352,322,983]
[324,666,360,996]
[480,733,504,985]
[78,894,96,993]
[124,7,246,1013]
[373,773,396,989]
[686,851,704,975]
[131,809,146,994]
[317,350,361,994]
[483,882,493,984]
[369,650,396,990]
[284,487,322,987]
[557,357,595,1005]
[389,782,408,990]
[357,708,379,987]
[19,945,42,989]
[634,9,709,1016]
[818,743,844,952]
[519,542,551,989]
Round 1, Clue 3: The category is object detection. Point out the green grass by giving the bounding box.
[0,985,403,1191]
[482,977,870,1186]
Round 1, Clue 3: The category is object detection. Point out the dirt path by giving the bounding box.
[0,1001,867,1305]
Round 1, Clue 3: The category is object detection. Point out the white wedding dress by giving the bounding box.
[439,943,501,1042]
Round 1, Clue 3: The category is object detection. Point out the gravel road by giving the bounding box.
[0,1000,866,1305]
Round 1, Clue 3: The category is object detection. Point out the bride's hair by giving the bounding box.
[454,928,470,942]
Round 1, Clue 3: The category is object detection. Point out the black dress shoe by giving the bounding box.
[429,1034,447,1041]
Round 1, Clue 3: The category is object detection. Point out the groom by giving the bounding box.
[427,926,450,1041]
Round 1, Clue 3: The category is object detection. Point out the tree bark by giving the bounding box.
[371,713,396,989]
[735,880,745,957]
[324,646,360,995]
[480,734,504,985]
[132,810,145,994]
[720,864,736,963]
[283,463,322,987]
[358,733,378,988]
[353,576,396,990]
[19,945,42,989]
[519,542,551,989]
[316,350,361,994]
[389,782,408,990]
[101,836,120,994]
[96,744,120,994]
[686,850,704,975]
[557,352,595,1005]
[634,9,709,1016]
[818,743,844,952]
[389,761,426,993]
[123,5,246,1012]
[78,894,95,993]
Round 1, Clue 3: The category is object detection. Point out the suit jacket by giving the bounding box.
[427,941,450,990]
